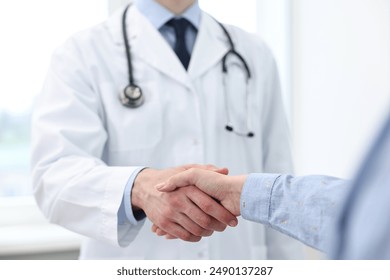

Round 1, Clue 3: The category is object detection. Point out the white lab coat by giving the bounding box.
[31,4,303,259]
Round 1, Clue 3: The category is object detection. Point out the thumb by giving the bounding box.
[155,182,175,192]
[215,167,229,175]
[157,169,198,192]
[182,164,229,175]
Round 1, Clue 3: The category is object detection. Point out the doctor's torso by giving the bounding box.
[84,7,272,172]
[35,4,300,259]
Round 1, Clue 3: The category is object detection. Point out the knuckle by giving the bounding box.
[179,231,193,242]
[161,208,174,218]
[187,168,198,180]
[216,223,227,232]
[205,164,216,170]
[198,215,213,229]
[167,194,184,209]
[183,168,196,181]
[201,201,215,213]
[159,219,170,229]
[189,236,202,242]
[192,227,204,237]
[183,185,197,195]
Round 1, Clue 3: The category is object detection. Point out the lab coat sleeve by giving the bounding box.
[257,46,305,259]
[31,39,143,247]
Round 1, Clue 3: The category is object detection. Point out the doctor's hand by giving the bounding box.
[157,168,247,216]
[131,165,238,242]
[151,169,246,240]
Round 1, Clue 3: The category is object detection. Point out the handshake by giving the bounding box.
[131,164,246,242]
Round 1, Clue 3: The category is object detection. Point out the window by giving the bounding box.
[199,0,257,33]
[0,0,108,197]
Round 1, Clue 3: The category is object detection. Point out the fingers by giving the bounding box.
[173,211,214,237]
[153,215,202,242]
[152,224,170,237]
[184,186,238,228]
[151,186,236,242]
[152,224,167,236]
[152,224,201,240]
[162,187,226,231]
[151,192,217,241]
[182,164,229,175]
[142,166,235,242]
[156,170,239,228]
[152,219,206,242]
[183,194,227,231]
[156,166,227,192]
[157,168,199,192]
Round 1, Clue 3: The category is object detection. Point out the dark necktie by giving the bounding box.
[166,18,191,70]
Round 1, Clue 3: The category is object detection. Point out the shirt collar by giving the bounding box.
[135,0,201,30]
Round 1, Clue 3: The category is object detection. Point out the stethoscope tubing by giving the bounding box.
[122,5,134,86]
[120,4,254,137]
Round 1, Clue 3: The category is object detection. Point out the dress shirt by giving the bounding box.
[241,173,348,253]
[135,0,200,53]
[118,0,201,226]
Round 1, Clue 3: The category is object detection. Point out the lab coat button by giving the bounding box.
[192,139,199,146]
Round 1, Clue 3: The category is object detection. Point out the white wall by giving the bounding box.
[0,0,108,260]
[256,0,292,120]
[109,0,129,13]
[292,0,390,178]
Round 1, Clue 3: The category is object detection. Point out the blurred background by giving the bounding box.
[0,0,389,259]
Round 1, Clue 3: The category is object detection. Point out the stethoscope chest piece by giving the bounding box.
[120,85,144,108]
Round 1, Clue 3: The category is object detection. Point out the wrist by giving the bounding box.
[227,175,246,216]
[131,168,155,210]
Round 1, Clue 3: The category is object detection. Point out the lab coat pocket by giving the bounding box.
[102,81,163,152]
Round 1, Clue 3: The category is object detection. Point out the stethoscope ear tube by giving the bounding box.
[120,4,144,108]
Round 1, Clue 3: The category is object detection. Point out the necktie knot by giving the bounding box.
[167,18,191,38]
[166,18,192,70]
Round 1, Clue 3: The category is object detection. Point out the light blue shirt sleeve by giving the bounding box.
[117,166,147,225]
[241,173,349,252]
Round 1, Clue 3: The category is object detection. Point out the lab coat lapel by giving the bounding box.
[127,6,191,87]
[109,5,192,89]
[188,13,230,80]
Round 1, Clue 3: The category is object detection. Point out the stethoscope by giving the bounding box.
[119,4,254,137]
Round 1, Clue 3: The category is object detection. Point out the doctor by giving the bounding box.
[31,0,303,259]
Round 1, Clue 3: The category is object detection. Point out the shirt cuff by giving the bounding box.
[241,173,282,225]
[117,166,147,226]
